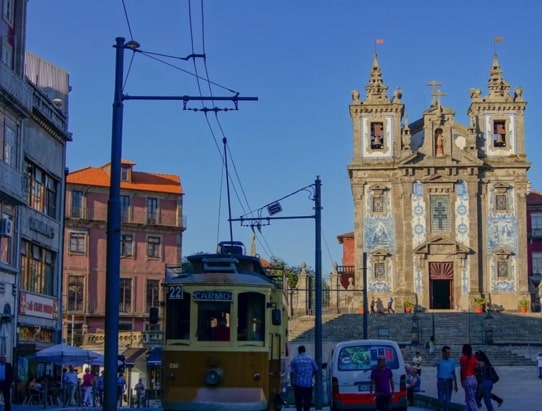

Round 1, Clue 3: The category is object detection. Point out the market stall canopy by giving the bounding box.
[35,342,100,365]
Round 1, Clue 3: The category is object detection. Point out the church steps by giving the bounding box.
[288,311,541,366]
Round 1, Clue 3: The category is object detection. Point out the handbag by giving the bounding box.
[488,366,499,384]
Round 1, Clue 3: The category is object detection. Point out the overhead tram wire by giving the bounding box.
[120,0,135,42]
[190,0,274,252]
[321,227,336,273]
[122,0,266,254]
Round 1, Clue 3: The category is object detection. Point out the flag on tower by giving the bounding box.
[375,39,384,45]
[494,37,503,43]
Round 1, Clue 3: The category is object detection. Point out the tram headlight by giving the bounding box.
[204,367,224,386]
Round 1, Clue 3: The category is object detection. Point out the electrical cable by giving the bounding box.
[117,0,283,262]
[120,0,135,43]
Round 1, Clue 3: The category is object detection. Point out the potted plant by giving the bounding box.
[473,296,486,313]
[404,300,415,313]
[519,297,529,313]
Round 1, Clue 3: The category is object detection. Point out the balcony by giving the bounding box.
[0,63,33,114]
[64,301,102,314]
[336,265,355,274]
[66,204,186,228]
[31,84,68,135]
[0,162,29,205]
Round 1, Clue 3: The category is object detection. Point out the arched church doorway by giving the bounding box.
[429,262,454,309]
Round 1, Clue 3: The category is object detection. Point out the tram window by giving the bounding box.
[196,302,231,341]
[165,292,190,339]
[237,292,265,342]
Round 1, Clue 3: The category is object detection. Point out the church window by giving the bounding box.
[430,195,451,232]
[497,261,508,278]
[493,120,506,147]
[370,122,384,149]
[495,194,507,212]
[372,196,384,213]
[374,262,385,279]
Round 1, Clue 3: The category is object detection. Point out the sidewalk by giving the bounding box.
[8,365,541,411]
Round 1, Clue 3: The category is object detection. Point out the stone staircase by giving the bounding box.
[288,311,542,366]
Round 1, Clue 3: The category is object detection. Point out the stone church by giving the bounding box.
[346,52,530,311]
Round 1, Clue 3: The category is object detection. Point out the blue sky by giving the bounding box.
[26,1,542,275]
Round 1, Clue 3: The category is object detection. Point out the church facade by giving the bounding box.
[347,53,531,311]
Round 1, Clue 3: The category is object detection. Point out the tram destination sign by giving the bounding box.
[193,290,233,302]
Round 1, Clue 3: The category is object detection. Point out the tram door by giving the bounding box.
[429,262,453,309]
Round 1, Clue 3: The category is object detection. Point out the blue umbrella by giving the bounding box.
[35,342,99,365]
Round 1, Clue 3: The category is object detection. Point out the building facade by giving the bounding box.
[63,160,184,350]
[527,191,542,311]
[1,0,71,370]
[346,53,530,312]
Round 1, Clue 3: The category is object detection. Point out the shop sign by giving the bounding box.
[19,291,58,319]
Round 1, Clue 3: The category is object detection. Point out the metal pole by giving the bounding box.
[103,36,125,411]
[363,252,368,339]
[314,176,323,409]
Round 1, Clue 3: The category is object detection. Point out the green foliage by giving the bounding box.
[519,297,529,308]
[404,300,415,309]
[473,296,486,307]
[268,256,314,289]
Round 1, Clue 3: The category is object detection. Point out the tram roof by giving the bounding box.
[166,271,275,286]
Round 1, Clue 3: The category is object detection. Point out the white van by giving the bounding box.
[326,339,408,411]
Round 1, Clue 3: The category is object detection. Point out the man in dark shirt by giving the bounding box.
[0,354,13,411]
[370,356,394,411]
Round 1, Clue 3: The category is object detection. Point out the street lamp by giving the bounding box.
[103,37,257,411]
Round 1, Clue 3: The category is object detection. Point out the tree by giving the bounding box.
[267,256,315,289]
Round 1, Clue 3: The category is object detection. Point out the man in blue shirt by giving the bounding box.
[290,345,318,411]
[434,345,458,411]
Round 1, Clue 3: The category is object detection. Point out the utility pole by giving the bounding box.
[229,176,323,408]
[103,37,257,411]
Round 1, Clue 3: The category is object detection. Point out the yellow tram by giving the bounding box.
[161,241,289,411]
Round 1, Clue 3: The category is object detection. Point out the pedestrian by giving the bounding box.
[96,371,105,406]
[434,345,458,411]
[387,295,395,314]
[134,378,146,408]
[370,356,394,411]
[81,367,94,406]
[426,335,436,355]
[371,296,376,314]
[117,372,127,408]
[475,351,503,409]
[63,365,78,406]
[411,351,423,375]
[459,343,481,411]
[537,352,542,379]
[289,345,318,411]
[0,354,13,411]
[405,365,421,406]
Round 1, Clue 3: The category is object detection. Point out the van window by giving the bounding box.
[337,345,399,371]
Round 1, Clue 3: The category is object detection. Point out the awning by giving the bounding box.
[122,347,148,367]
[147,347,162,366]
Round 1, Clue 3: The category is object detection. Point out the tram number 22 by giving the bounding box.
[168,285,183,300]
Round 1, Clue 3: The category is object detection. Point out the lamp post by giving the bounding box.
[104,37,257,411]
